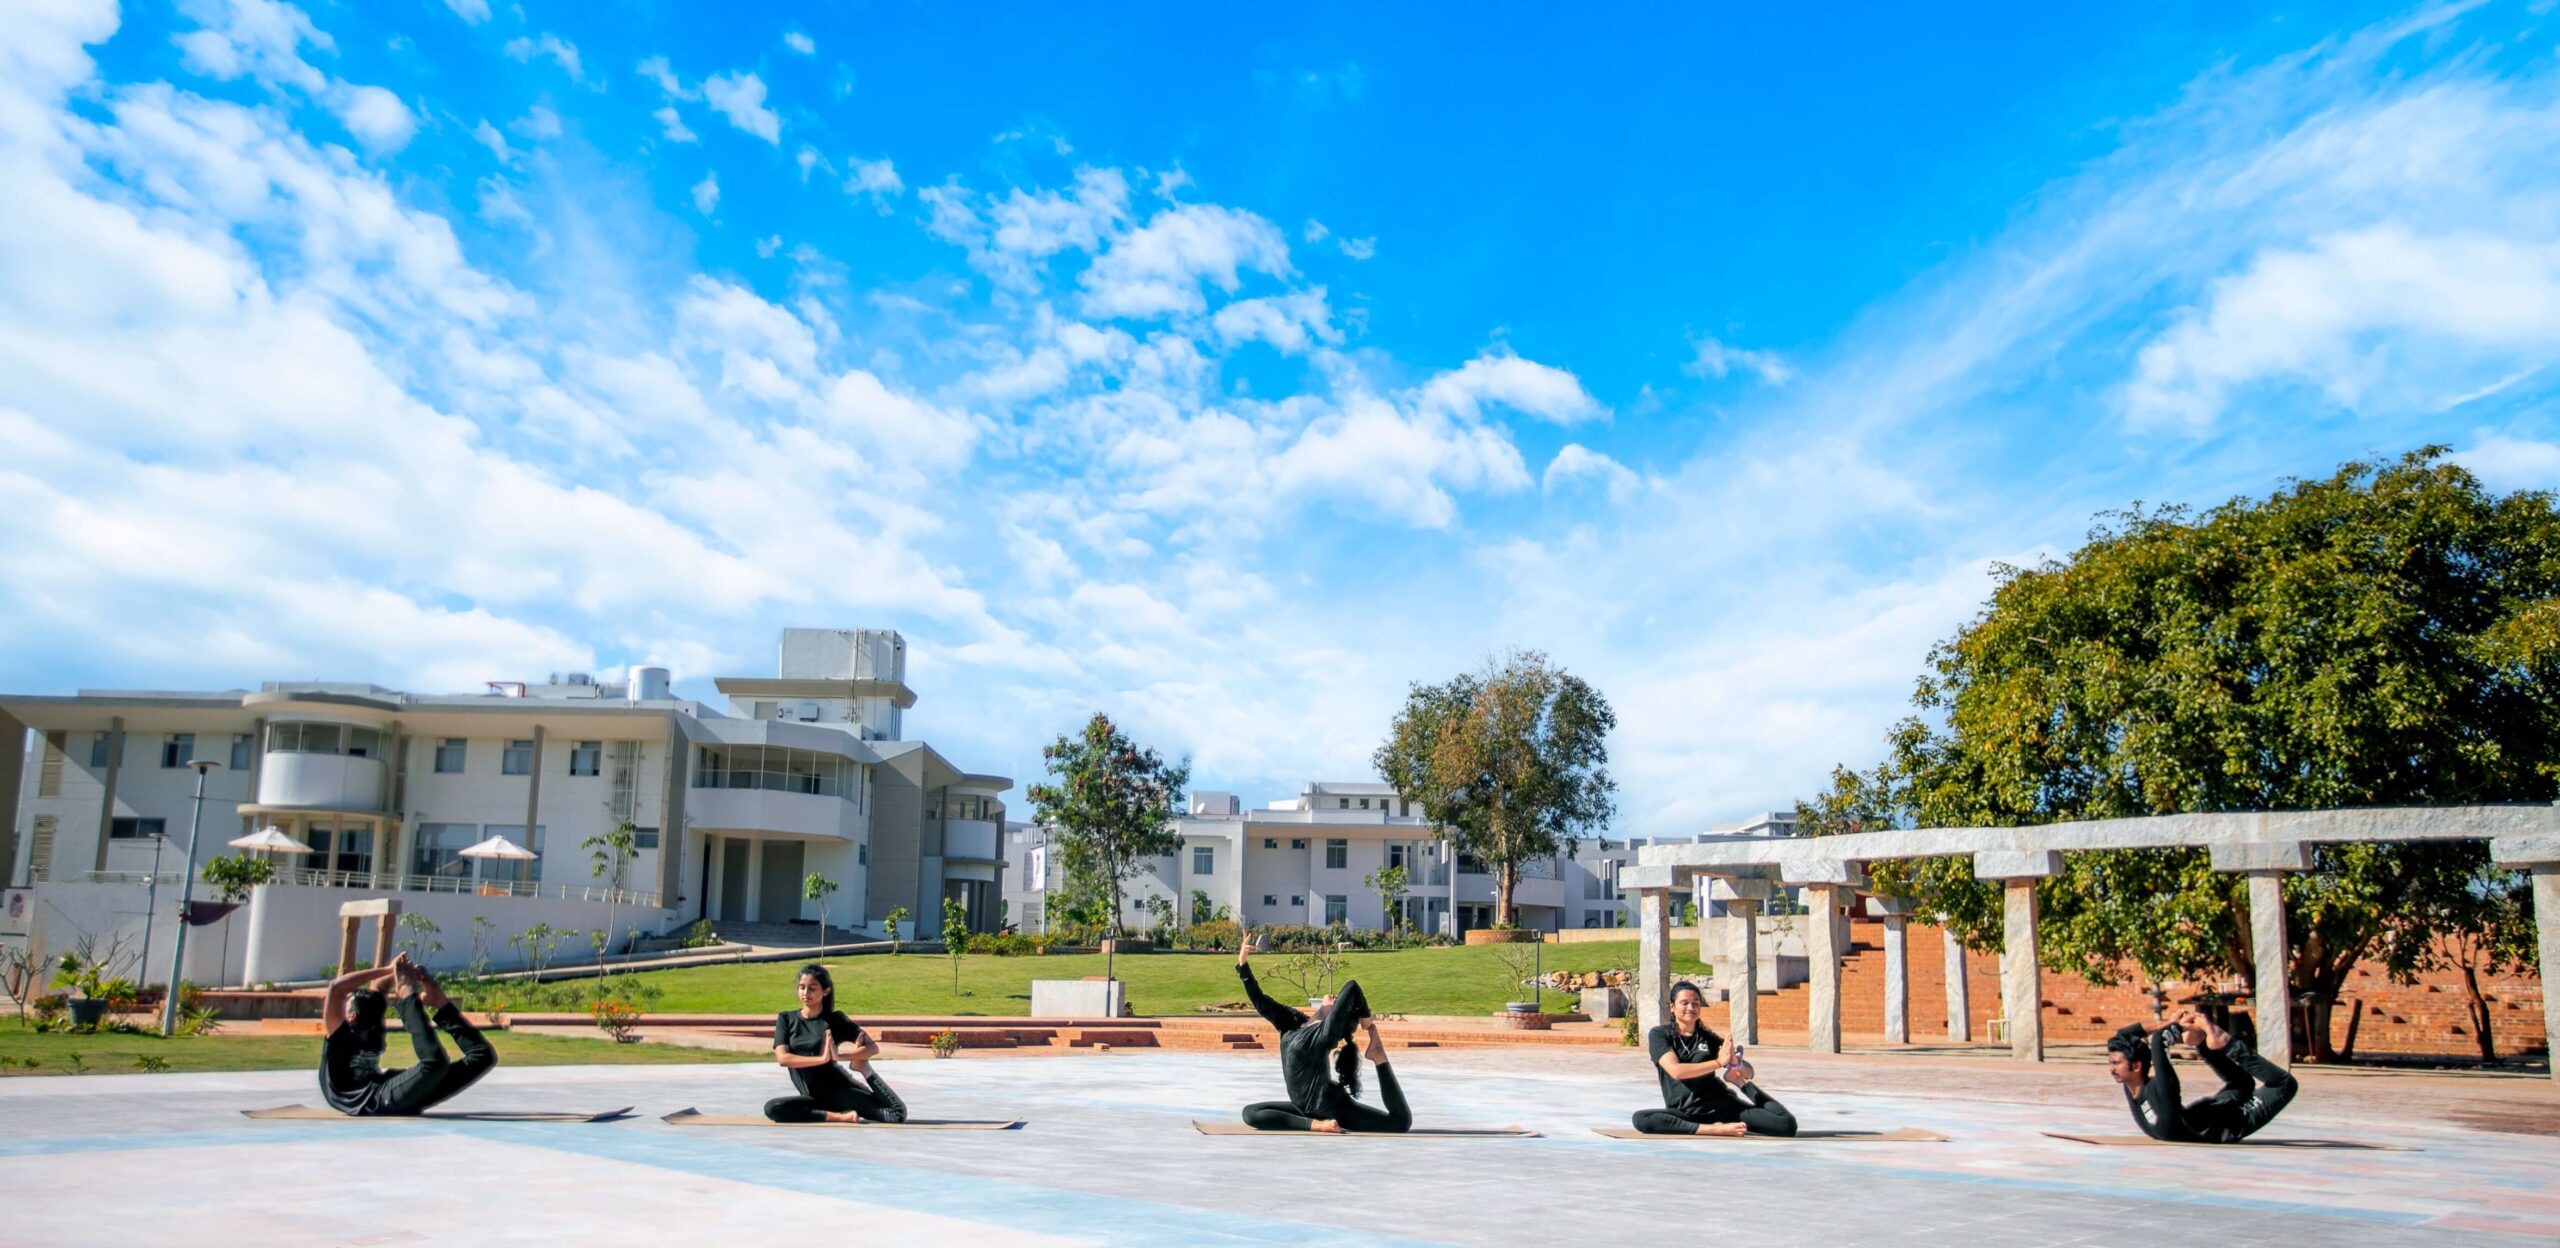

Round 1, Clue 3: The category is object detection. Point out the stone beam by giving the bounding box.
[2493,834,2560,869]
[2208,842,2312,873]
[1973,850,2064,881]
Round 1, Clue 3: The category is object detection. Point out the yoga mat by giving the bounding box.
[2041,1132,2417,1152]
[1191,1120,1536,1138]
[242,1104,633,1122]
[660,1108,1023,1129]
[1593,1127,1947,1143]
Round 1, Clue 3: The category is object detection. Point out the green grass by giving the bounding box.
[0,1017,761,1077]
[612,940,1707,1017]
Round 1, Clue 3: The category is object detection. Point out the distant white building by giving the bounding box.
[1002,786,1804,936]
[0,628,1008,985]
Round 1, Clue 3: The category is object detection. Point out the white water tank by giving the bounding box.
[628,665,673,702]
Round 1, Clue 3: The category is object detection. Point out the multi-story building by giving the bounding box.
[0,628,1008,985]
[1000,785,1806,937]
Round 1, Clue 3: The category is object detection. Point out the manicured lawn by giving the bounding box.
[613,940,1708,1018]
[0,1017,761,1077]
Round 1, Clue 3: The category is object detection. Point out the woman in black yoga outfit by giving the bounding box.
[319,953,498,1117]
[766,964,908,1124]
[1631,981,1797,1137]
[1235,931,1411,1133]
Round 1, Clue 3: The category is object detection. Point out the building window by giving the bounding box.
[569,741,602,777]
[268,722,344,755]
[1584,910,1602,929]
[1458,852,1486,875]
[479,825,545,884]
[161,734,194,768]
[1290,895,1304,907]
[859,844,868,865]
[1388,844,1408,870]
[434,738,467,773]
[1324,839,1347,869]
[410,823,475,879]
[108,817,166,840]
[1191,846,1213,875]
[1290,838,1306,850]
[502,739,534,775]
[230,733,254,771]
[1324,895,1347,925]
[1357,798,1369,809]
[1338,798,1350,809]
[346,728,380,758]
[1263,838,1276,849]
[1262,895,1277,907]
[89,733,119,768]
[632,825,659,850]
[692,745,852,797]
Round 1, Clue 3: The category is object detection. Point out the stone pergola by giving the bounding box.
[1617,804,2560,1078]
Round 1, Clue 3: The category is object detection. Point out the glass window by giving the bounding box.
[268,722,343,754]
[1324,895,1347,925]
[1262,894,1277,906]
[230,733,254,771]
[434,738,467,773]
[1357,798,1368,809]
[479,825,545,884]
[1191,846,1213,875]
[1338,798,1350,809]
[1290,839,1306,850]
[410,823,475,879]
[89,733,115,768]
[569,741,602,777]
[858,844,868,865]
[347,728,380,759]
[502,740,533,775]
[1263,838,1276,849]
[1290,894,1304,907]
[632,825,659,850]
[108,817,166,840]
[160,734,194,768]
[1324,839,1347,869]
[1388,844,1408,870]
[692,745,855,797]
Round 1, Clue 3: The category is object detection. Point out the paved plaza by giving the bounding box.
[2,1045,2554,1246]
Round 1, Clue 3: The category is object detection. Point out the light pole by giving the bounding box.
[138,833,168,993]
[160,758,222,1037]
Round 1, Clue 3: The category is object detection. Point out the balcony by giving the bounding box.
[945,818,1000,862]
[687,786,856,839]
[256,751,387,811]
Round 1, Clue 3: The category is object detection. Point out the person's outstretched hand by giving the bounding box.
[1236,931,1259,966]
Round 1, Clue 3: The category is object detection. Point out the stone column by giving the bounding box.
[1636,887,1672,1036]
[1725,897,1762,1045]
[1873,897,1915,1045]
[1942,924,1972,1043]
[2536,867,2559,1084]
[2210,842,2309,1068]
[1974,850,2063,1063]
[1803,884,1842,1054]
[521,724,546,887]
[93,716,124,873]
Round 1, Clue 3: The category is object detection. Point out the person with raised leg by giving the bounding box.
[1630,980,1798,1137]
[2108,1008,2298,1143]
[318,953,499,1117]
[765,963,909,1124]
[1235,929,1412,1133]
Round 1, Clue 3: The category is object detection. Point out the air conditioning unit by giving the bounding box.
[798,702,820,721]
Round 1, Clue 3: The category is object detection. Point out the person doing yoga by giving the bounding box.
[318,953,498,1117]
[765,964,909,1124]
[1631,981,1798,1137]
[2108,1009,2298,1143]
[1235,932,1411,1133]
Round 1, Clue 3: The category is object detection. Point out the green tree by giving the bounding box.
[1801,450,2560,1059]
[1189,888,1216,926]
[804,873,840,949]
[884,905,909,955]
[1375,649,1617,928]
[1365,863,1412,937]
[1025,714,1191,938]
[581,820,639,965]
[200,853,276,987]
[941,894,969,995]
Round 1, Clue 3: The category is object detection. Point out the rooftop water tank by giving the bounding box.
[628,665,673,702]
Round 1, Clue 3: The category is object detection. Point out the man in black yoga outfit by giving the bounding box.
[1235,933,1410,1133]
[1632,980,1797,1137]
[319,953,497,1117]
[2108,1009,2298,1143]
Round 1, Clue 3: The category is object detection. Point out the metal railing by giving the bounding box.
[80,867,659,908]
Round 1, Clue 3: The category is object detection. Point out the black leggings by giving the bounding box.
[1632,1082,1798,1137]
[371,996,497,1116]
[2184,1040,2298,1143]
[1243,1062,1412,1133]
[766,1070,909,1124]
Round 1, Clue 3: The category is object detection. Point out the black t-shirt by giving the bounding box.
[319,1025,386,1115]
[1647,1022,1728,1114]
[774,1009,869,1099]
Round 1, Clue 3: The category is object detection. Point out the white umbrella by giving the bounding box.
[459,834,536,861]
[227,826,309,855]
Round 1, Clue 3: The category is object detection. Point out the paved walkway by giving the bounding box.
[2,1045,2552,1245]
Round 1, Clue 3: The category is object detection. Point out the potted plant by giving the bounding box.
[52,953,113,1028]
[1490,944,1550,1030]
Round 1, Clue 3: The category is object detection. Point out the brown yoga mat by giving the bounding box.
[1593,1126,1948,1142]
[2041,1132,2417,1152]
[661,1108,1023,1129]
[242,1104,633,1122]
[1191,1120,1537,1138]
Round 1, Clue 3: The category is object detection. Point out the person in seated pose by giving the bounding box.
[1631,980,1797,1137]
[1235,931,1411,1133]
[319,953,498,1117]
[2108,1009,2298,1143]
[766,963,908,1124]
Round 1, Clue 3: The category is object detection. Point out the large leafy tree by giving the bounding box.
[1376,649,1617,928]
[1801,450,2558,1059]
[1025,713,1190,938]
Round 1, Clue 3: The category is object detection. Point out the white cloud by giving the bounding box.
[442,0,490,23]
[1686,335,1793,385]
[1079,203,1293,319]
[703,71,781,144]
[842,155,902,212]
[636,55,691,98]
[511,104,561,140]
[755,234,783,258]
[1542,444,1640,504]
[2452,432,2560,493]
[2124,227,2560,427]
[1336,235,1376,260]
[690,170,718,216]
[1210,289,1340,354]
[784,30,815,55]
[329,83,413,152]
[926,168,1130,290]
[653,106,697,144]
[1417,352,1606,425]
[794,144,825,182]
[472,119,509,162]
[502,33,583,83]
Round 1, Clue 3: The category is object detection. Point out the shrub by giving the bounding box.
[591,999,643,1044]
[1172,919,1241,952]
[134,1055,172,1073]
[31,993,68,1030]
[964,931,1055,957]
[180,1005,224,1037]
[677,919,720,950]
[929,1029,961,1058]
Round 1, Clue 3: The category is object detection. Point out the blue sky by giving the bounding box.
[3,0,2556,837]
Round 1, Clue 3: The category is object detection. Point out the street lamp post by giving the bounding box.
[160,758,222,1037]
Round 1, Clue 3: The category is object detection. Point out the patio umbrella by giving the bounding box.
[458,834,536,862]
[227,826,309,855]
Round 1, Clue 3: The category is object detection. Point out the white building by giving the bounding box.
[1002,785,1805,937]
[0,628,1008,985]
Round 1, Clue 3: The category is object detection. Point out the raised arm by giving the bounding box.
[832,1015,881,1066]
[1234,931,1303,1034]
[320,965,396,1034]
